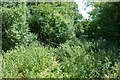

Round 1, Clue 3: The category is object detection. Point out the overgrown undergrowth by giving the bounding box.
[2,38,120,78]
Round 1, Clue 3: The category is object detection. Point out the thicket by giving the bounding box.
[2,39,119,78]
[2,2,83,50]
[1,2,120,78]
[86,2,120,41]
[28,2,83,45]
[2,2,37,51]
[28,3,73,45]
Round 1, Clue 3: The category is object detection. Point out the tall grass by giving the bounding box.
[2,38,119,78]
[2,43,62,78]
[55,38,119,78]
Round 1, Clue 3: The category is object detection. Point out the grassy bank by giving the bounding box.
[2,38,119,78]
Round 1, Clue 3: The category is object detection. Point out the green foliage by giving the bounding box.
[28,2,82,45]
[2,43,61,78]
[86,2,120,40]
[2,2,37,51]
[2,2,119,79]
[2,38,119,78]
[0,54,3,79]
[74,22,85,37]
[74,19,90,38]
[56,38,119,78]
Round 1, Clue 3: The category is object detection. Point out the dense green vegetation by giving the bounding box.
[28,2,75,45]
[86,2,120,40]
[2,3,37,51]
[1,2,120,78]
[2,39,119,78]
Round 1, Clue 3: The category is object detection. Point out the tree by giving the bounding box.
[2,2,37,51]
[27,2,83,45]
[86,2,120,40]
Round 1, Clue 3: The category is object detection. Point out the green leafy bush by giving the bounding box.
[2,3,119,78]
[2,43,62,78]
[86,2,120,40]
[28,3,75,45]
[2,3,37,51]
[55,38,119,78]
[74,23,84,38]
[2,38,119,78]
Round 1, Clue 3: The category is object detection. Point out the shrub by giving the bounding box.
[86,2,120,41]
[28,3,75,45]
[74,23,84,38]
[2,38,119,78]
[55,38,119,78]
[2,43,62,78]
[2,3,37,51]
